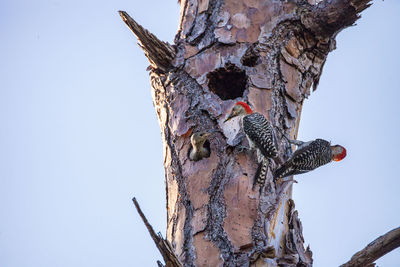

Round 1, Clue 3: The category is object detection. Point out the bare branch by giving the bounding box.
[300,0,373,38]
[341,226,400,267]
[132,197,182,267]
[119,11,176,72]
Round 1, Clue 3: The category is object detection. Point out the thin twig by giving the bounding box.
[132,197,182,267]
[132,197,160,246]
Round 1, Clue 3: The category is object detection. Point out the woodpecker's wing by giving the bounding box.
[274,139,332,179]
[242,112,278,158]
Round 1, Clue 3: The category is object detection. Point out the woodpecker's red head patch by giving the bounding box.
[235,101,253,114]
[224,101,253,122]
[332,145,347,162]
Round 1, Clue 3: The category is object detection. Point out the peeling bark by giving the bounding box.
[120,0,372,265]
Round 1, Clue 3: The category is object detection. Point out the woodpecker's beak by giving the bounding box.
[224,112,235,123]
[203,132,211,138]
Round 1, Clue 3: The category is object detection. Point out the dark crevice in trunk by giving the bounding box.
[207,157,236,265]
[207,64,247,100]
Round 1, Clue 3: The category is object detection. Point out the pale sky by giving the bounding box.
[0,0,399,266]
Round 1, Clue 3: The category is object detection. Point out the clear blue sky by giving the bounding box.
[0,0,399,266]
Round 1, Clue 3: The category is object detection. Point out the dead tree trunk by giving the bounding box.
[120,0,372,266]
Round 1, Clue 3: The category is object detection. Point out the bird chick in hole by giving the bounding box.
[189,131,212,161]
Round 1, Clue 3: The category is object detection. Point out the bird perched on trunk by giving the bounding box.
[224,102,278,191]
[189,131,212,161]
[274,138,346,180]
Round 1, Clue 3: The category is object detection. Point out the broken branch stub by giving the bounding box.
[340,226,400,267]
[300,0,373,38]
[119,11,176,72]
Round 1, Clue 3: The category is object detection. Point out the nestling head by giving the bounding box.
[331,145,347,162]
[224,102,253,122]
[191,131,211,146]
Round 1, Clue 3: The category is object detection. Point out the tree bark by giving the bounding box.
[120,0,372,266]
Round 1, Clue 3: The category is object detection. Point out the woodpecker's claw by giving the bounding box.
[276,127,291,142]
[275,177,297,185]
[236,145,249,153]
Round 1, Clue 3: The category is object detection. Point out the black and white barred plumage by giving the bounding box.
[242,112,278,190]
[274,139,332,179]
[243,113,278,159]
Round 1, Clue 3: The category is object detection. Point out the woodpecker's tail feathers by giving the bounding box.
[274,164,309,180]
[253,158,269,192]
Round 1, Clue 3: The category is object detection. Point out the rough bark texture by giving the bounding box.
[120,0,372,266]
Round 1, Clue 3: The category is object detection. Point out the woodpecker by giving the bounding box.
[224,102,278,191]
[189,131,212,161]
[274,138,347,180]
